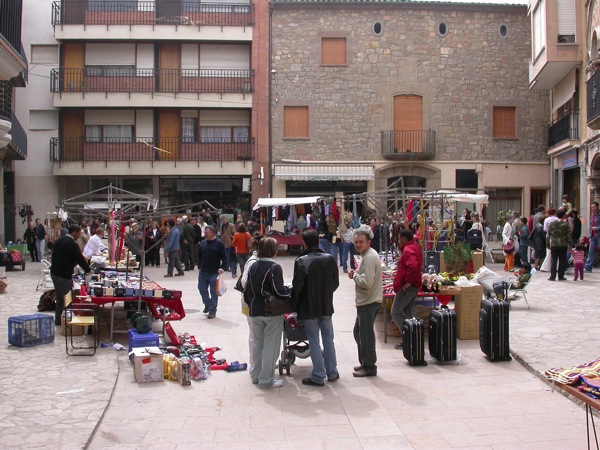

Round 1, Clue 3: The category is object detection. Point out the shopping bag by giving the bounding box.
[216,275,227,296]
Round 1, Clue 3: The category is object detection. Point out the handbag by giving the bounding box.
[234,275,244,292]
[503,240,514,254]
[262,267,295,316]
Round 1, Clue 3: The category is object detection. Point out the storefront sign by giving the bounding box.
[560,149,578,169]
[176,179,233,192]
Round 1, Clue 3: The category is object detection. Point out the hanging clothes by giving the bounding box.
[332,202,340,222]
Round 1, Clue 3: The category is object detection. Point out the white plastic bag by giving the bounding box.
[216,275,227,296]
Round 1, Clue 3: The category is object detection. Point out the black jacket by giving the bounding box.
[245,260,292,317]
[292,248,339,320]
[50,235,91,279]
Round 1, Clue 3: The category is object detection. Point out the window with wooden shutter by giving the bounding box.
[284,106,309,138]
[493,107,516,138]
[321,38,346,65]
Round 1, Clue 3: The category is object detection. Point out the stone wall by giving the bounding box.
[271,2,549,163]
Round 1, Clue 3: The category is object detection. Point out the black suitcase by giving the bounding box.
[428,308,457,362]
[402,318,428,366]
[479,297,511,361]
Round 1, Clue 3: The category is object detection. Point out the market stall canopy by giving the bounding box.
[274,164,374,181]
[423,190,489,204]
[253,196,320,210]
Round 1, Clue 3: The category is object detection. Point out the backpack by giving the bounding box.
[38,289,56,312]
[466,229,483,250]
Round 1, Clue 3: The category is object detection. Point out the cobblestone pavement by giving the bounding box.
[0,249,597,449]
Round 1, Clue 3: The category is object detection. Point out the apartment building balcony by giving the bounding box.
[548,110,580,150]
[50,68,253,108]
[52,1,254,41]
[587,70,600,130]
[50,137,252,163]
[0,0,27,80]
[381,130,436,160]
[0,82,27,160]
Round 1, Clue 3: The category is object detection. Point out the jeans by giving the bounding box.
[51,274,73,326]
[303,316,338,383]
[353,302,380,373]
[236,253,249,275]
[226,247,237,276]
[251,316,284,387]
[198,271,219,313]
[36,239,46,262]
[341,242,353,271]
[519,245,529,268]
[319,238,331,254]
[391,285,418,333]
[166,250,183,275]
[550,246,567,280]
[330,241,341,266]
[585,235,600,271]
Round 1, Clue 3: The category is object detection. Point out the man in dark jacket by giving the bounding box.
[292,229,340,386]
[391,229,423,349]
[50,225,91,325]
[197,225,228,319]
[181,216,196,271]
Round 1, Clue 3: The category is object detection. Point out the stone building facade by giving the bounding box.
[270,0,550,222]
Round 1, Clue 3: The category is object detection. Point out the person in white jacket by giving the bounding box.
[83,227,107,260]
[502,215,516,271]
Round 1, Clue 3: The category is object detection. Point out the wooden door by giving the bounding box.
[393,95,423,153]
[159,44,180,92]
[158,110,180,160]
[63,43,84,92]
[61,109,84,160]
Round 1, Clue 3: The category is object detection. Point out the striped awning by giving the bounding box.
[274,164,374,181]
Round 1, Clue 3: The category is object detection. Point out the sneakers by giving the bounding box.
[207,313,216,319]
[394,342,403,350]
[352,368,377,378]
[258,379,283,389]
[302,377,324,387]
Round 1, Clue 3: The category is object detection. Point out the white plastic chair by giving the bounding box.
[36,259,52,291]
[508,267,536,309]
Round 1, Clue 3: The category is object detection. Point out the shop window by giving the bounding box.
[321,38,346,65]
[493,106,516,139]
[283,106,309,139]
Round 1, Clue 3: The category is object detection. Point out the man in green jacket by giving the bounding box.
[547,209,571,281]
[348,225,382,377]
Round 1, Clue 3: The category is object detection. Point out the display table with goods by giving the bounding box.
[0,246,26,271]
[545,358,600,449]
[80,271,185,341]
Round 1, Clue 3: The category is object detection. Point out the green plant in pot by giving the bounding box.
[443,242,472,276]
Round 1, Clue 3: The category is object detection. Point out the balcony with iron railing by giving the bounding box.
[50,137,252,162]
[50,68,253,94]
[51,1,255,27]
[0,80,11,122]
[7,111,27,159]
[381,130,436,160]
[587,70,600,129]
[548,109,579,148]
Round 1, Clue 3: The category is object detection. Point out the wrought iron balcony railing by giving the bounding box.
[50,68,253,94]
[587,70,600,129]
[50,137,252,162]
[52,1,255,27]
[9,111,27,159]
[0,1,24,56]
[0,81,11,122]
[381,130,436,160]
[548,109,579,148]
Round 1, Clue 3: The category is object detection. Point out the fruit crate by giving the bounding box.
[8,313,55,347]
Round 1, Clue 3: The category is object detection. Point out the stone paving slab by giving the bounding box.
[0,251,598,449]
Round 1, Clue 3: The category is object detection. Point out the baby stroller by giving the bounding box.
[278,313,310,375]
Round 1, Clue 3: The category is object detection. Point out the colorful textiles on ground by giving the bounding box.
[545,358,600,400]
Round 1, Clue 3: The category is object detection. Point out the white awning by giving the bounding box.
[423,190,489,204]
[274,164,375,181]
[552,70,576,112]
[253,196,320,210]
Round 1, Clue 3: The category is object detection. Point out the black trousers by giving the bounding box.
[550,246,568,280]
[51,274,74,326]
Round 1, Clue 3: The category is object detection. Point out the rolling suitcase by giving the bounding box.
[402,318,428,366]
[428,308,457,362]
[479,297,511,361]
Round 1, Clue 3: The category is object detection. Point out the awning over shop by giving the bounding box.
[274,164,375,181]
[253,196,320,210]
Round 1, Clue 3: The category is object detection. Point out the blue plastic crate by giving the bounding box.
[8,314,55,347]
[128,329,159,352]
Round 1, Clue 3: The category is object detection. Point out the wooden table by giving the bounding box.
[553,381,600,450]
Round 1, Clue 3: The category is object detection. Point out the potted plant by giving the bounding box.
[443,242,472,277]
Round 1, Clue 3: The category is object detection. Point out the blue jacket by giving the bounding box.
[197,238,228,274]
[164,227,180,252]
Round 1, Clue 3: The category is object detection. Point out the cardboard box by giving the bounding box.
[132,347,164,383]
[0,277,7,293]
[455,285,483,340]
[472,251,484,273]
